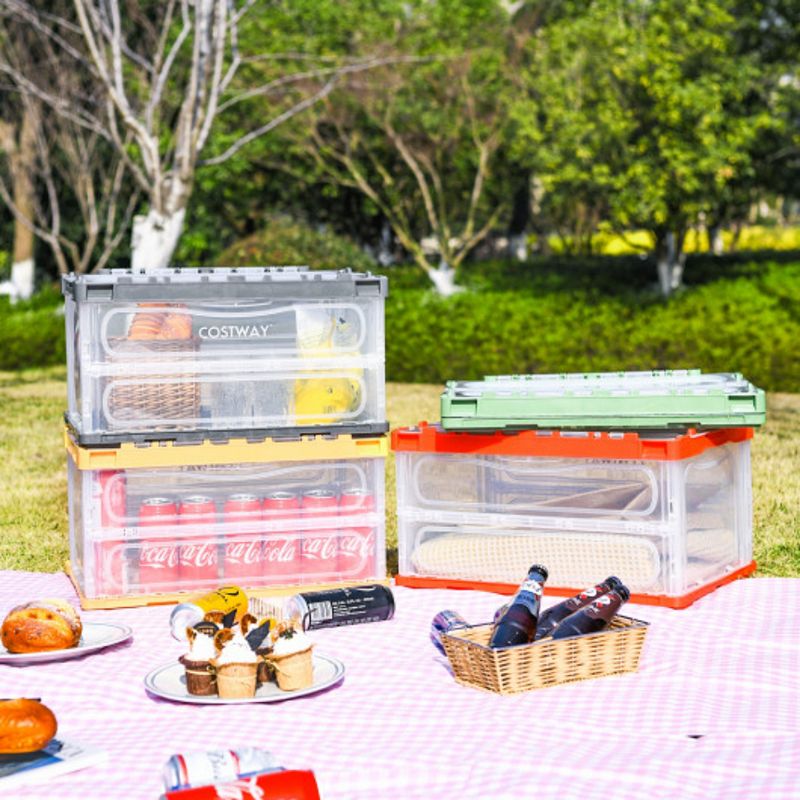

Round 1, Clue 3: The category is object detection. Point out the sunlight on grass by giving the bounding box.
[0,367,797,577]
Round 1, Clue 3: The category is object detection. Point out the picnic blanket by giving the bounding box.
[1,571,798,799]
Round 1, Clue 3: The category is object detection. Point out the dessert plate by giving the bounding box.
[0,622,133,665]
[143,653,345,705]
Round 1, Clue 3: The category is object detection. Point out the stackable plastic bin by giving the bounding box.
[392,423,755,608]
[441,371,766,432]
[63,267,387,445]
[66,432,387,608]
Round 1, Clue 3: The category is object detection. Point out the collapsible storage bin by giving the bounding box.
[63,267,387,445]
[66,431,387,608]
[392,423,755,608]
[441,371,766,432]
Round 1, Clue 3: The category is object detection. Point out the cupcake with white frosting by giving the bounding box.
[180,629,217,696]
[267,626,314,691]
[211,630,258,699]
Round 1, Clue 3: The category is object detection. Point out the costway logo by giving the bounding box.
[198,324,272,339]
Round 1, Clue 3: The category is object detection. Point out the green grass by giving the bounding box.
[0,366,798,577]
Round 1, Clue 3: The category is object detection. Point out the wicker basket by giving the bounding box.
[105,338,200,429]
[441,615,648,695]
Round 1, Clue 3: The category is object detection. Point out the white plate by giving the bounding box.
[144,653,345,705]
[0,622,133,665]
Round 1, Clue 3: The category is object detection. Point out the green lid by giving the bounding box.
[440,370,766,431]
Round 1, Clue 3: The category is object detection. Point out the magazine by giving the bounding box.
[0,739,107,789]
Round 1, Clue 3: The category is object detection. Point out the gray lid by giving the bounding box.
[62,266,387,302]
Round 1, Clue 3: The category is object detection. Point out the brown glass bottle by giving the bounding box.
[534,576,622,640]
[488,564,548,648]
[550,584,630,640]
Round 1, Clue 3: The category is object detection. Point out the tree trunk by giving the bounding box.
[130,207,187,272]
[655,231,686,298]
[707,224,724,255]
[507,174,530,261]
[428,260,461,296]
[1,105,38,299]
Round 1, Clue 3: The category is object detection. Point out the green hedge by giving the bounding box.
[2,261,799,392]
[384,261,800,392]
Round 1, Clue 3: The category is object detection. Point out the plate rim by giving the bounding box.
[0,621,134,664]
[143,652,345,705]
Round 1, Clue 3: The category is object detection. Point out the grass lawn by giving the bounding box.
[0,365,798,577]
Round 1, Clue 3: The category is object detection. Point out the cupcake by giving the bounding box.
[267,627,314,691]
[180,629,217,696]
[211,631,258,699]
[241,614,274,686]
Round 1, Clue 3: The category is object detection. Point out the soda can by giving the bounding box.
[285,584,395,631]
[262,491,302,585]
[99,470,126,527]
[161,769,320,800]
[170,585,248,640]
[179,496,219,585]
[222,494,263,583]
[163,747,279,791]
[337,488,376,580]
[138,498,180,592]
[430,609,470,655]
[300,490,339,582]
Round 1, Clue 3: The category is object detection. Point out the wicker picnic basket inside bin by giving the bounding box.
[105,338,200,429]
[441,615,648,695]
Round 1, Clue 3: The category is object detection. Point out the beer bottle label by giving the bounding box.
[514,580,543,614]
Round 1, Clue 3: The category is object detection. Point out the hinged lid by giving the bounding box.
[391,421,753,460]
[440,371,765,431]
[62,267,387,302]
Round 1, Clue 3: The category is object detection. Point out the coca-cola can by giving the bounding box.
[300,490,339,582]
[99,470,127,527]
[179,496,219,585]
[262,491,301,585]
[138,498,180,592]
[338,488,376,580]
[93,470,129,594]
[161,769,320,800]
[222,494,263,583]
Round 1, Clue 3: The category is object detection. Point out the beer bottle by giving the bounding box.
[489,564,549,648]
[534,576,622,640]
[430,610,470,655]
[550,584,630,640]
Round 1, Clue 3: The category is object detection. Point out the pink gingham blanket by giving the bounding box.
[1,572,798,800]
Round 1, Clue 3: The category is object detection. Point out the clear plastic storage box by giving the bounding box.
[63,268,387,445]
[392,423,755,607]
[441,370,766,431]
[66,432,386,605]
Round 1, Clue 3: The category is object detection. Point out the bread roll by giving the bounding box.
[1,600,83,654]
[0,699,58,754]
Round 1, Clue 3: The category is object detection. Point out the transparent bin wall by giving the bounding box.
[396,443,752,599]
[68,453,385,599]
[67,295,385,435]
[677,439,752,595]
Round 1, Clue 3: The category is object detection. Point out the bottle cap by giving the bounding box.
[528,564,549,580]
[606,576,623,588]
[614,584,631,602]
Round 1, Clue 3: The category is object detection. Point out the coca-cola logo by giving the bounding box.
[140,544,179,568]
[301,535,338,561]
[225,539,262,565]
[339,529,374,561]
[262,538,297,563]
[180,542,218,568]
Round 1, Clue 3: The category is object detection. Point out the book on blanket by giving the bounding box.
[0,739,107,789]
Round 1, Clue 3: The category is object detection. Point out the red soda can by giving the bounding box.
[338,488,376,580]
[93,470,128,594]
[261,492,301,585]
[161,769,321,800]
[179,495,219,586]
[138,498,180,592]
[222,494,263,584]
[300,489,339,582]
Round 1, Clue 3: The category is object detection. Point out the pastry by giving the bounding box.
[180,628,217,696]
[212,631,258,699]
[267,626,314,691]
[1,600,83,654]
[0,699,58,754]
